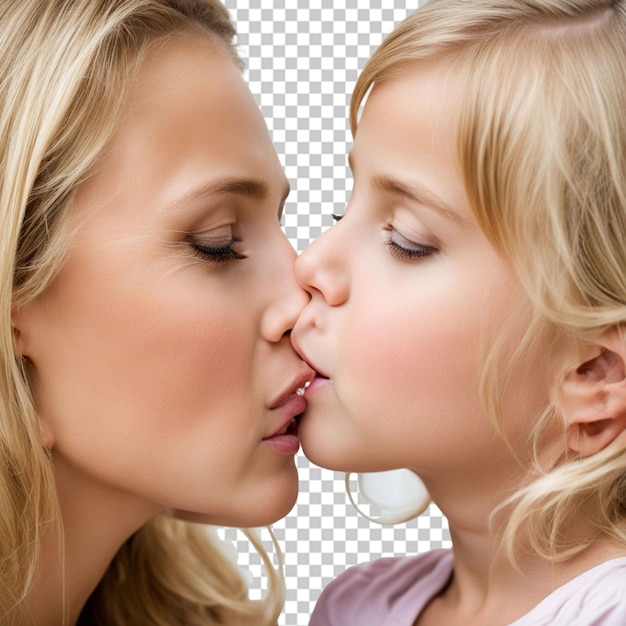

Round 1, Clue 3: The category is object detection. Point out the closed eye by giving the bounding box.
[385,228,437,261]
[190,240,246,264]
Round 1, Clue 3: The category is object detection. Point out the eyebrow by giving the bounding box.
[370,173,468,226]
[172,177,290,214]
[348,152,467,226]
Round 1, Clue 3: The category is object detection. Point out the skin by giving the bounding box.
[13,33,313,624]
[292,65,622,625]
[292,65,540,484]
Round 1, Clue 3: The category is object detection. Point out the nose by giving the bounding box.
[294,218,349,307]
[261,233,311,342]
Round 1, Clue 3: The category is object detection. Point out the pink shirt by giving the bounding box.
[309,550,626,625]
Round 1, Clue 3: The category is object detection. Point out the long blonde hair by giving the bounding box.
[0,1,282,623]
[351,0,626,562]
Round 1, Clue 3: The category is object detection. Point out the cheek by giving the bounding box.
[126,298,252,402]
[32,262,258,444]
[326,275,500,475]
[30,278,263,506]
[111,295,255,419]
[343,291,480,419]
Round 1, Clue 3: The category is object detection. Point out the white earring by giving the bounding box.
[345,468,431,525]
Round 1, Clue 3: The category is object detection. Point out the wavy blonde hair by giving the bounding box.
[0,1,283,623]
[351,0,626,563]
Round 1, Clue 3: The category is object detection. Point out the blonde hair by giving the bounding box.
[0,1,283,623]
[351,0,626,563]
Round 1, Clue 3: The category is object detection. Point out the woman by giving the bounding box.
[1,1,313,624]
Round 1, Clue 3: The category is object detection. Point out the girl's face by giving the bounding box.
[292,66,549,489]
[16,34,314,528]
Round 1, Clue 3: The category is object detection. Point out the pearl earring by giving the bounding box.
[345,469,431,525]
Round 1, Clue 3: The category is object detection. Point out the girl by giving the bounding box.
[0,0,314,624]
[293,0,626,624]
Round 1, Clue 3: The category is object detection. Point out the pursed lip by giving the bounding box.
[293,353,330,401]
[269,368,316,410]
[263,413,300,441]
[295,352,329,382]
[290,337,329,381]
[264,368,316,439]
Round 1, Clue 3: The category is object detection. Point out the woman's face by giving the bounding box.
[292,66,549,492]
[16,34,314,527]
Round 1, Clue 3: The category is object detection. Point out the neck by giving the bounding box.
[425,469,626,624]
[17,454,161,626]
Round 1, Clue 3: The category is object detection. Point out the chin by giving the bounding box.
[301,438,349,473]
[301,431,380,474]
[183,483,298,527]
[172,494,297,527]
[229,493,298,528]
[254,474,300,525]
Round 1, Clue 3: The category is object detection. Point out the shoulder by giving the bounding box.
[309,549,453,626]
[564,558,626,625]
[515,557,626,626]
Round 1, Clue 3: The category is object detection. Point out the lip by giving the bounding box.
[266,394,306,436]
[304,374,330,397]
[263,368,315,454]
[263,397,305,455]
[268,369,316,411]
[294,353,330,387]
[262,416,301,455]
[295,357,330,399]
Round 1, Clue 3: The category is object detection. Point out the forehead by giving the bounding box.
[127,32,238,104]
[359,62,462,136]
[119,32,270,156]
[352,64,465,198]
[78,32,285,210]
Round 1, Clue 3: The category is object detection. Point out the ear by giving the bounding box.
[560,327,626,458]
[11,304,28,356]
[11,303,54,449]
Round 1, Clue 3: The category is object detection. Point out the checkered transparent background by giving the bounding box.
[220,2,450,624]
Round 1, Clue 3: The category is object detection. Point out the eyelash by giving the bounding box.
[385,228,437,261]
[333,214,436,261]
[190,240,246,264]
